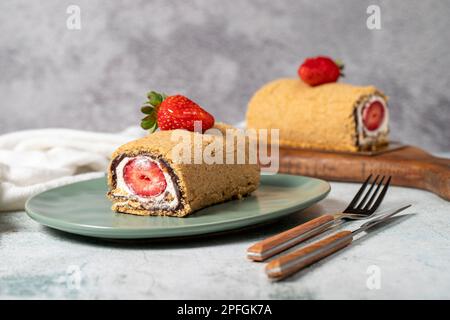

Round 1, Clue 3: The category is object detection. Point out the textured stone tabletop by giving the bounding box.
[1,174,449,299]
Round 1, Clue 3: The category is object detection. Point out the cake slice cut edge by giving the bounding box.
[107,128,261,217]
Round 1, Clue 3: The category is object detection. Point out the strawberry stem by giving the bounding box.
[334,59,345,70]
[334,59,345,78]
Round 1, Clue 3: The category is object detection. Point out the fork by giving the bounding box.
[265,204,411,280]
[247,174,392,261]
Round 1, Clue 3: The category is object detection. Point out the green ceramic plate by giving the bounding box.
[25,174,330,239]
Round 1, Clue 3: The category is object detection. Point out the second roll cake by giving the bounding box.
[107,124,260,217]
[246,78,389,152]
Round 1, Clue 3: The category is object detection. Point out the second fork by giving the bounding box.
[247,174,391,261]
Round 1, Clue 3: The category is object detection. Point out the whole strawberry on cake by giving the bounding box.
[107,91,260,217]
[246,56,389,152]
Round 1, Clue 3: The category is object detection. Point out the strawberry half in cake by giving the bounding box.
[356,95,389,149]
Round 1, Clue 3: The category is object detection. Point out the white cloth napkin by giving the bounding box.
[0,127,146,212]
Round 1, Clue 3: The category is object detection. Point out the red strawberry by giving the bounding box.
[158,95,215,132]
[362,101,385,131]
[140,91,215,133]
[298,56,344,86]
[123,158,167,197]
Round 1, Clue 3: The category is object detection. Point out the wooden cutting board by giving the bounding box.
[277,144,450,201]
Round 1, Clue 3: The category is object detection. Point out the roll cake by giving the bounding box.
[246,78,389,152]
[107,124,260,217]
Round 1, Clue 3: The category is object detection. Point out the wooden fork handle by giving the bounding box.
[247,214,335,261]
[265,230,353,280]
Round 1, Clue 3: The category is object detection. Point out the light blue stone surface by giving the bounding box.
[1,157,449,299]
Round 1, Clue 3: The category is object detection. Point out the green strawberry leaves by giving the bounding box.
[141,113,157,131]
[140,104,158,133]
[141,106,154,114]
[147,91,164,107]
[140,91,167,133]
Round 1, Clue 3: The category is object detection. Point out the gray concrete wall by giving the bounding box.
[0,0,449,151]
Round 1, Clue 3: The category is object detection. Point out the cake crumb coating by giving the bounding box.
[246,78,388,152]
[107,123,261,217]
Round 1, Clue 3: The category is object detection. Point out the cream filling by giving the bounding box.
[356,95,389,147]
[113,156,179,210]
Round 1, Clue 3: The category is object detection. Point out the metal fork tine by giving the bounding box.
[365,176,391,213]
[362,176,385,211]
[344,174,372,212]
[356,175,380,210]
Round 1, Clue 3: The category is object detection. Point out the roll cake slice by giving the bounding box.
[107,124,260,217]
[246,78,389,152]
